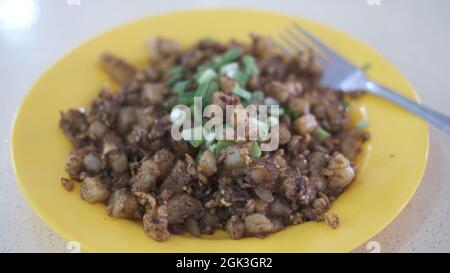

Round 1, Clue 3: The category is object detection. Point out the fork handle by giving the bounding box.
[366,81,450,135]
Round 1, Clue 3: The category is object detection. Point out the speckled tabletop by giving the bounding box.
[1,0,449,253]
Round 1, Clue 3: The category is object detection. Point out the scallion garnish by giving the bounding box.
[204,80,219,104]
[250,141,262,158]
[282,106,298,119]
[194,64,210,82]
[197,68,217,84]
[212,56,223,70]
[221,48,242,64]
[220,62,239,78]
[214,140,233,154]
[172,80,191,94]
[234,70,249,87]
[195,82,210,98]
[166,65,184,86]
[177,92,196,105]
[194,81,218,106]
[189,139,204,148]
[208,143,218,152]
[242,55,259,76]
[167,76,181,87]
[315,127,331,142]
[232,86,252,102]
[195,152,202,163]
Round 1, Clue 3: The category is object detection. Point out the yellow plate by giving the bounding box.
[11,9,429,252]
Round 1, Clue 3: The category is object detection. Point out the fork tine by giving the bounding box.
[291,22,340,59]
[269,36,292,57]
[284,27,328,63]
[278,33,302,54]
[285,27,311,52]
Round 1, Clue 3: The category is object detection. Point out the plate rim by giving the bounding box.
[10,8,430,252]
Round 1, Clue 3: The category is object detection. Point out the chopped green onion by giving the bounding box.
[356,119,369,129]
[172,80,191,94]
[195,152,202,163]
[209,81,219,92]
[250,141,262,158]
[315,127,331,142]
[211,56,223,70]
[197,68,217,84]
[214,140,233,153]
[212,48,242,70]
[221,48,242,64]
[194,81,218,106]
[361,62,371,72]
[177,92,196,105]
[220,62,248,87]
[220,62,239,78]
[189,139,204,148]
[204,80,219,104]
[342,100,350,108]
[232,86,252,102]
[166,65,184,86]
[234,70,249,87]
[167,76,181,87]
[242,55,259,76]
[208,142,218,152]
[282,106,298,119]
[195,82,210,98]
[194,64,210,82]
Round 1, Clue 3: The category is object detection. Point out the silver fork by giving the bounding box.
[274,22,450,135]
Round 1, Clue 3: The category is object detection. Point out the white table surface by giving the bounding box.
[1,0,449,253]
